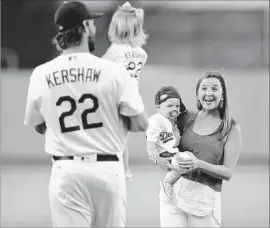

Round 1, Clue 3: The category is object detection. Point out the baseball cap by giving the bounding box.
[54,1,103,31]
[155,86,182,105]
[155,86,187,112]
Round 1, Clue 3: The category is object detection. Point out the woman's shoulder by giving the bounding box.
[221,119,242,147]
[229,120,242,137]
[176,110,197,135]
[177,110,197,125]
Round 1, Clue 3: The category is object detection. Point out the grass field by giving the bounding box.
[1,164,269,227]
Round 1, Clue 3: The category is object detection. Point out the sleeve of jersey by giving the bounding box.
[102,46,117,61]
[146,115,162,143]
[24,69,45,126]
[118,68,145,117]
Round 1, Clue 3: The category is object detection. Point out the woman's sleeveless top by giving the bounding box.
[169,111,225,220]
[178,111,225,192]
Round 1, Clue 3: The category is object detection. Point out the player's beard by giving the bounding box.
[88,36,95,52]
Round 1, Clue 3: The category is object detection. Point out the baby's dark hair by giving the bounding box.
[52,24,85,50]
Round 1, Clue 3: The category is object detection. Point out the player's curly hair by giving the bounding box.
[52,24,84,51]
[108,2,148,47]
[52,21,93,51]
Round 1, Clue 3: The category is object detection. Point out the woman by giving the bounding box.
[157,71,242,227]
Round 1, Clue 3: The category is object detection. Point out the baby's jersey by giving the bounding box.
[146,113,180,154]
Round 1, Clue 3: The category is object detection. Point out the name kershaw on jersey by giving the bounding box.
[46,67,101,89]
[124,51,147,61]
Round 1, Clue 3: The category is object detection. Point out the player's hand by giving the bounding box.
[35,122,47,134]
[156,156,177,172]
[121,115,131,131]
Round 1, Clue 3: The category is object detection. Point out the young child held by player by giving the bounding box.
[102,1,148,181]
[146,86,191,202]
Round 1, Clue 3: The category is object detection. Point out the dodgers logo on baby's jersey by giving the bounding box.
[160,131,174,144]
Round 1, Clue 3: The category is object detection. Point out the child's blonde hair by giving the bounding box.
[108,2,148,47]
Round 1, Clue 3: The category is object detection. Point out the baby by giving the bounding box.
[146,86,191,202]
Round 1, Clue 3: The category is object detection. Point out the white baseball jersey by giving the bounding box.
[24,52,144,157]
[102,43,147,81]
[146,113,180,154]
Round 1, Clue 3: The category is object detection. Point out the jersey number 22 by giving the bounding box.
[56,93,103,133]
[127,61,143,79]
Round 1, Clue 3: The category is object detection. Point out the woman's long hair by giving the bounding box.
[196,71,235,140]
[108,2,148,47]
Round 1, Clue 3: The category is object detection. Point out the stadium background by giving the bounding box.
[1,0,269,227]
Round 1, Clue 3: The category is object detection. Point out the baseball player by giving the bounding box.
[24,1,148,227]
[102,1,148,181]
[146,86,191,202]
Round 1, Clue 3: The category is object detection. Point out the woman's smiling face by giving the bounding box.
[197,77,223,111]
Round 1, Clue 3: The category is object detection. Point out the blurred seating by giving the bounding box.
[1,48,19,69]
[1,1,269,68]
[143,9,268,68]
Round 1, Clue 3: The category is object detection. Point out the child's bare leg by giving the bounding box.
[123,146,132,181]
[123,146,129,173]
[160,170,183,203]
[164,170,182,185]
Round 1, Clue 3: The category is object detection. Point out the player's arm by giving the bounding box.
[121,112,148,132]
[123,111,148,132]
[118,67,148,132]
[24,68,45,133]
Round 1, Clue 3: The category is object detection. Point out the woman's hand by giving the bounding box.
[177,152,201,171]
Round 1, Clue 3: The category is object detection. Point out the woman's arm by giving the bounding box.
[180,124,242,181]
[199,124,242,181]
